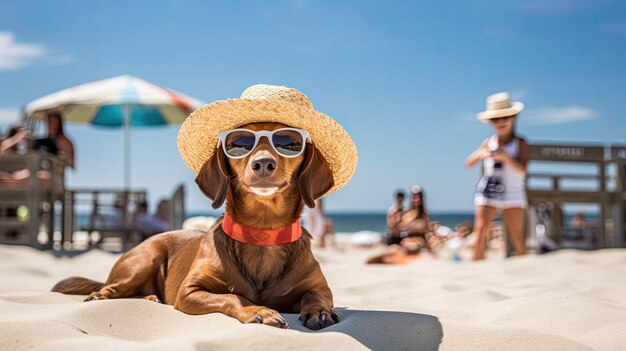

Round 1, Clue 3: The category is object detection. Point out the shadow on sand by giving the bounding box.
[284,308,443,351]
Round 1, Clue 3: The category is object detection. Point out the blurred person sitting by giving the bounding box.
[366,236,435,264]
[368,185,433,263]
[386,189,405,245]
[136,200,170,241]
[399,185,430,243]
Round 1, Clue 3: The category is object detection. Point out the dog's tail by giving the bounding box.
[51,277,104,295]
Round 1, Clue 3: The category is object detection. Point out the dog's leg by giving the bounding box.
[298,287,339,330]
[85,241,166,302]
[141,294,162,303]
[175,285,288,328]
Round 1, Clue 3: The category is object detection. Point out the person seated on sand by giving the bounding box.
[432,221,474,261]
[366,236,436,264]
[398,185,430,246]
[455,221,473,238]
[386,189,405,245]
[427,222,450,252]
[136,200,170,241]
[368,188,436,265]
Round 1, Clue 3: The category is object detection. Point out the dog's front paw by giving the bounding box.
[239,306,289,329]
[84,292,107,301]
[143,295,162,303]
[299,307,339,330]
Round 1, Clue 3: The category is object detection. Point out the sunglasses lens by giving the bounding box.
[224,130,256,157]
[272,129,304,156]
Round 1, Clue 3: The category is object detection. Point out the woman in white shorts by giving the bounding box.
[465,92,529,260]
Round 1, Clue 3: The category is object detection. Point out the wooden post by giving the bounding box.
[551,176,560,191]
[527,143,620,250]
[599,160,607,247]
[27,154,39,248]
[613,201,624,248]
[63,190,74,246]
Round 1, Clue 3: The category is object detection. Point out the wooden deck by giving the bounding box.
[1,152,186,251]
[526,143,626,249]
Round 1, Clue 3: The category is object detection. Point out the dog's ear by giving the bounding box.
[195,148,230,209]
[298,144,334,208]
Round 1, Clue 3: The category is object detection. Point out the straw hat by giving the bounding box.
[177,84,358,194]
[477,92,524,121]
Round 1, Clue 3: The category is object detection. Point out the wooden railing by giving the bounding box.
[0,152,64,248]
[527,143,626,248]
[64,188,147,249]
[1,150,188,251]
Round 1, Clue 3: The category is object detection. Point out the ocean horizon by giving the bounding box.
[73,211,593,235]
[186,211,476,234]
[186,211,594,234]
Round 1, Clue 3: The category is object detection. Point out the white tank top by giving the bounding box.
[483,136,526,194]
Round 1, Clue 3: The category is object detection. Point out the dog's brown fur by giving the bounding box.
[52,122,337,329]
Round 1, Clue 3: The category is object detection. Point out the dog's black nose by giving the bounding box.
[252,157,276,177]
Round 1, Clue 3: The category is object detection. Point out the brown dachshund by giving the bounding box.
[52,122,338,330]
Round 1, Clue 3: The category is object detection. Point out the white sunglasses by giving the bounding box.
[218,128,311,159]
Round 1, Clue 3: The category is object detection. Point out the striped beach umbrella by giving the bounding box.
[25,75,204,126]
[24,75,204,187]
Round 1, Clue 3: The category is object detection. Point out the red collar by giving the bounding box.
[221,212,302,246]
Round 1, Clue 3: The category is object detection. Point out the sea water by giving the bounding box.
[76,212,592,235]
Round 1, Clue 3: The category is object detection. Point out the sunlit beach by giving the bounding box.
[1,1,625,350]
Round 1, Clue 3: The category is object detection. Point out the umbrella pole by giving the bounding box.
[124,104,131,189]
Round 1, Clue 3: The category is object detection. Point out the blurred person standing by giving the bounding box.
[465,92,529,260]
[303,198,335,248]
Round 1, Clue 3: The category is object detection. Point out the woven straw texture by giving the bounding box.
[477,92,524,121]
[177,84,357,194]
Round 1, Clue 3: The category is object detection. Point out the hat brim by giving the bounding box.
[177,98,357,194]
[477,102,524,121]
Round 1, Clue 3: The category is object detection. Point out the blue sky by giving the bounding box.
[1,0,625,213]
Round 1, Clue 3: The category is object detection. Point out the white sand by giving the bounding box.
[1,244,625,350]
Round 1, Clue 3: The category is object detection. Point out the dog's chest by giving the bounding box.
[238,245,288,283]
[230,245,293,301]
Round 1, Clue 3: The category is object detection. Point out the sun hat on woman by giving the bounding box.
[477,92,524,121]
[177,84,358,195]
